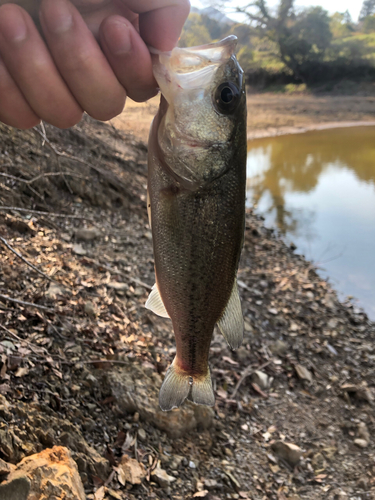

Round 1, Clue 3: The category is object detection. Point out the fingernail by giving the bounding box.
[103,18,132,56]
[41,0,73,35]
[0,10,27,43]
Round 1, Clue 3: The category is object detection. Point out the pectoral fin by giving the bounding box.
[145,283,170,318]
[217,280,243,350]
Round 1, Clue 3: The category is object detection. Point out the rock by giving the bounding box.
[251,370,272,390]
[271,441,302,467]
[137,428,146,442]
[311,452,325,470]
[75,227,101,242]
[269,339,288,356]
[204,478,218,490]
[357,422,370,442]
[295,364,313,383]
[0,446,85,500]
[84,301,97,318]
[0,458,12,476]
[341,383,374,405]
[151,466,175,488]
[45,283,67,300]
[0,475,31,500]
[354,438,368,448]
[72,243,86,256]
[169,455,183,470]
[357,476,369,489]
[116,455,146,486]
[106,365,214,438]
[107,282,129,292]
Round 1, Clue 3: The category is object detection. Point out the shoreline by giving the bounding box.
[247,119,375,140]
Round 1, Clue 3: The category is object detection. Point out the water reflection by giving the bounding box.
[246,127,375,319]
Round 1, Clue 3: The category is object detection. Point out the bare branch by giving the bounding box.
[0,236,53,282]
[0,207,94,220]
[0,293,55,312]
[232,360,272,398]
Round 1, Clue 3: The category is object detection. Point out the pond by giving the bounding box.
[246,126,375,320]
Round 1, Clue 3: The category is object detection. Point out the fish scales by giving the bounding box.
[146,36,247,411]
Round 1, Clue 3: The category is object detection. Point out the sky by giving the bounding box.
[191,0,363,22]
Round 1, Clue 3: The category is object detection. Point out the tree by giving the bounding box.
[178,13,212,47]
[359,0,375,20]
[230,0,332,81]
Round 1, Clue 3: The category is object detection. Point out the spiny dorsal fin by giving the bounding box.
[217,279,243,350]
[145,283,170,318]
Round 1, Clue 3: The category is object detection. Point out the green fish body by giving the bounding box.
[146,36,247,411]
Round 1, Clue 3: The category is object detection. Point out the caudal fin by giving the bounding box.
[159,358,215,411]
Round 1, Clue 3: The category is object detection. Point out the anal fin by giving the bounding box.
[217,279,243,350]
[145,283,170,318]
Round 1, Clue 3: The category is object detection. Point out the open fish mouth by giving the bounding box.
[149,36,238,104]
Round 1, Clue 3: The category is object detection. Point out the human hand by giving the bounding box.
[0,0,190,129]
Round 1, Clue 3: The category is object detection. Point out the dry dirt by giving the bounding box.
[110,91,375,142]
[0,93,375,500]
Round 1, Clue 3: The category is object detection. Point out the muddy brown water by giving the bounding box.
[246,126,375,320]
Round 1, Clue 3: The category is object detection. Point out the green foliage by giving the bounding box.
[363,14,375,33]
[359,0,375,20]
[178,13,211,48]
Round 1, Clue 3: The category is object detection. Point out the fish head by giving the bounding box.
[151,36,246,189]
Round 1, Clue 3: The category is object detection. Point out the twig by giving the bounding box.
[0,207,94,220]
[0,171,89,184]
[0,294,55,312]
[83,257,152,291]
[0,236,53,282]
[0,323,47,356]
[232,360,272,398]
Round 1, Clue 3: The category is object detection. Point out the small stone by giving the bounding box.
[117,455,146,485]
[295,364,313,383]
[84,301,97,318]
[204,478,218,490]
[45,283,66,300]
[357,422,370,442]
[251,370,271,390]
[72,243,86,256]
[189,460,197,469]
[357,476,369,489]
[354,438,368,448]
[75,227,101,242]
[271,441,302,467]
[151,467,176,488]
[269,339,288,356]
[107,282,129,292]
[311,452,325,470]
[169,455,183,470]
[137,428,146,441]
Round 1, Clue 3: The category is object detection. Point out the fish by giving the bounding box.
[146,36,247,411]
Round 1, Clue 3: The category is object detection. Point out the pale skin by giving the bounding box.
[0,0,190,129]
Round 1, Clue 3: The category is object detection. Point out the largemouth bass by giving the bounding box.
[146,36,247,411]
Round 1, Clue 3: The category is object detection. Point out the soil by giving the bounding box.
[110,90,375,141]
[0,93,375,500]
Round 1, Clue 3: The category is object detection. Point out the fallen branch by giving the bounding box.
[0,207,94,220]
[0,171,89,184]
[0,294,55,312]
[0,236,53,282]
[232,360,272,398]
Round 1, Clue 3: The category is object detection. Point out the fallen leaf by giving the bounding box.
[295,364,313,382]
[193,491,209,498]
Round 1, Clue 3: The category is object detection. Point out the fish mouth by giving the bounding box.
[150,36,238,103]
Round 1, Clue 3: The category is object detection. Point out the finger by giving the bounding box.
[0,53,40,129]
[100,15,156,103]
[121,0,191,51]
[0,3,83,128]
[40,0,126,121]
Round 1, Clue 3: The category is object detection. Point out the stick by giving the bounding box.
[83,257,152,291]
[0,171,89,184]
[232,360,272,398]
[0,294,55,312]
[0,236,53,282]
[0,207,94,220]
[0,323,47,355]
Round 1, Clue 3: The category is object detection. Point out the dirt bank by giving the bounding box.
[111,92,375,143]
[0,103,374,500]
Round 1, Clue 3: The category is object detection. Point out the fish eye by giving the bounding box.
[214,82,240,115]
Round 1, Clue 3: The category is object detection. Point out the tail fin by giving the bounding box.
[159,358,215,411]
